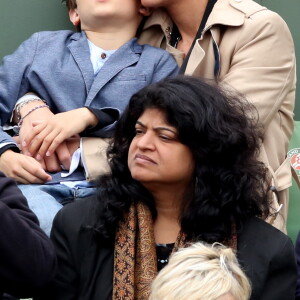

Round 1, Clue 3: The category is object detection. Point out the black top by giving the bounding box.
[156,243,174,271]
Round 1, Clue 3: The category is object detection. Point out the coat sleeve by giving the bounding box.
[221,10,296,131]
[0,172,56,297]
[0,33,39,144]
[260,236,297,300]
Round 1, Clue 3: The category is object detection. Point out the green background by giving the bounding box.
[0,0,299,240]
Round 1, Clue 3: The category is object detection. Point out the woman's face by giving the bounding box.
[128,108,195,190]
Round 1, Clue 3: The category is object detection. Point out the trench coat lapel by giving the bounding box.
[186,0,252,76]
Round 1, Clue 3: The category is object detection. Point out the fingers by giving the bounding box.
[55,142,72,170]
[12,167,51,184]
[25,121,69,158]
[22,122,48,156]
[43,153,63,173]
[38,131,65,159]
[65,137,81,156]
[16,157,52,184]
[0,151,52,184]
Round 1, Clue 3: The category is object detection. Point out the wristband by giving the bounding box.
[16,98,46,122]
[18,104,49,127]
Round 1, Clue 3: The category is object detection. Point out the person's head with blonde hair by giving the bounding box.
[149,242,251,300]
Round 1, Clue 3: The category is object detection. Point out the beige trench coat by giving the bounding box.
[137,0,296,231]
[84,0,296,231]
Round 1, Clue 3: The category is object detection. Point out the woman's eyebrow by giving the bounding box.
[136,121,177,134]
[154,127,177,135]
[136,120,146,127]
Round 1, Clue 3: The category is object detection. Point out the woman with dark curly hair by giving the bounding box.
[38,76,297,300]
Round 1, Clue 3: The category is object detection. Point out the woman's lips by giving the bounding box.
[135,154,156,164]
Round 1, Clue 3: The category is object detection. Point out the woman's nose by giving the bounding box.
[136,132,155,150]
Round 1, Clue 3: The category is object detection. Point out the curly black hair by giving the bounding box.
[93,75,270,244]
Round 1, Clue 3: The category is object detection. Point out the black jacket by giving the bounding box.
[0,172,56,298]
[39,196,297,300]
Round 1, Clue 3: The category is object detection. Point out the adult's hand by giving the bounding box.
[0,150,52,184]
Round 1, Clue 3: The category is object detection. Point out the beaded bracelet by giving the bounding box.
[16,98,46,122]
[18,104,49,127]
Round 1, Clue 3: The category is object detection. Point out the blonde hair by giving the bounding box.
[149,242,251,300]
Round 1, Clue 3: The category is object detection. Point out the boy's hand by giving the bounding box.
[0,150,52,184]
[19,105,54,157]
[22,108,97,159]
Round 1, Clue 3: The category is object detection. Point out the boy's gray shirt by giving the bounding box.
[0,30,178,146]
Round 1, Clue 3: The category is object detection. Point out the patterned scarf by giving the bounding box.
[112,202,186,300]
[112,201,237,299]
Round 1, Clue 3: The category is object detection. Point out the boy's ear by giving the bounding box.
[69,9,80,26]
[139,6,153,16]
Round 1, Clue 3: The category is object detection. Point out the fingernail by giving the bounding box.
[36,154,42,160]
[22,141,27,147]
[46,151,51,157]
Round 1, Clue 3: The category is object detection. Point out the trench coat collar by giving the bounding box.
[205,0,267,32]
[143,0,267,35]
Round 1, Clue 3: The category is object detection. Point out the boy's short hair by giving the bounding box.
[150,242,251,300]
[62,0,77,11]
[62,0,80,31]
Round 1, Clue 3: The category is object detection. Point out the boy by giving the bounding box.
[0,0,178,235]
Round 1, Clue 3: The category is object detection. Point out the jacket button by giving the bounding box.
[101,53,107,59]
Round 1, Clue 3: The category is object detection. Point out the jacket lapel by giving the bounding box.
[68,32,95,95]
[85,39,142,106]
[187,0,248,76]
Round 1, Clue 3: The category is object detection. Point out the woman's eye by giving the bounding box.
[159,135,173,141]
[135,128,144,135]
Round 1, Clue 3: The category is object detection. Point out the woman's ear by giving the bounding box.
[139,6,153,16]
[69,9,80,26]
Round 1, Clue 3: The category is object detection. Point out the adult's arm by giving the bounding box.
[0,172,56,297]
